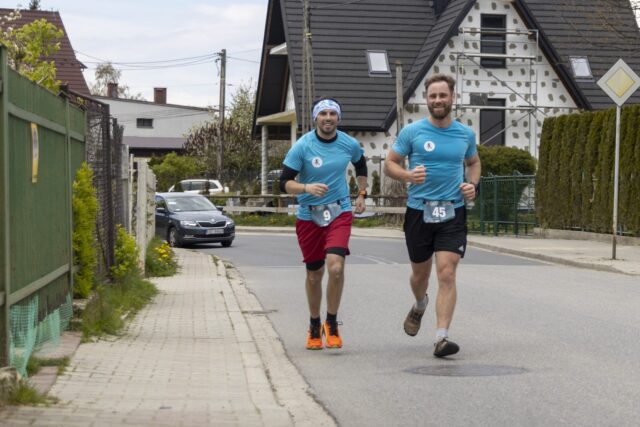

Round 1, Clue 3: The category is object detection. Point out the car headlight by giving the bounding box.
[180,220,198,227]
[226,220,234,226]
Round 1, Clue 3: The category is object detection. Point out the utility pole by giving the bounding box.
[217,49,226,179]
[301,0,315,132]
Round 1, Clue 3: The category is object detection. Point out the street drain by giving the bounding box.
[407,364,527,377]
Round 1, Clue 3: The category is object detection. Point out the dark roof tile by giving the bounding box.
[0,8,90,95]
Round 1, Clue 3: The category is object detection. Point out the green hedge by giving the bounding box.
[536,105,640,236]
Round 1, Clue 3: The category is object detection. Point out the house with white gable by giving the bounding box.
[253,0,640,189]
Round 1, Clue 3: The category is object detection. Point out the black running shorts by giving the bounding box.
[403,206,467,263]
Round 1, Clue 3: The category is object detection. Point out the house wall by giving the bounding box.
[100,99,212,138]
[345,0,580,188]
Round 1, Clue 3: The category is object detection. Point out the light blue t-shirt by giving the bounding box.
[284,130,364,220]
[392,119,477,210]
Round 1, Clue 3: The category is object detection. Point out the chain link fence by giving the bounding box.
[67,88,127,279]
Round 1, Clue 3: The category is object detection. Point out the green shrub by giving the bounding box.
[371,170,381,196]
[349,175,358,194]
[150,152,204,192]
[145,238,178,277]
[72,162,98,298]
[111,226,141,282]
[477,145,536,177]
[477,145,536,224]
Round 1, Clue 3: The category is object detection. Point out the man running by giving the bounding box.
[280,98,368,350]
[384,74,481,357]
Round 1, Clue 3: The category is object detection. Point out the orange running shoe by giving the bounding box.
[306,323,323,350]
[323,321,342,348]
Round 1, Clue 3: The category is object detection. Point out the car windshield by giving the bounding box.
[165,196,217,212]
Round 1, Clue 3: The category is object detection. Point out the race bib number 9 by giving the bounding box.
[423,200,455,223]
[310,203,343,227]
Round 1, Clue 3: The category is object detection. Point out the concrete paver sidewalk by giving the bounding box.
[0,250,334,427]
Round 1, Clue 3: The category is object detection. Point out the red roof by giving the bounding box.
[0,8,90,95]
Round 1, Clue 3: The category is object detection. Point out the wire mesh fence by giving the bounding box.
[67,89,127,280]
[468,174,537,236]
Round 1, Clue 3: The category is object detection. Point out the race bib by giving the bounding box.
[310,202,343,227]
[423,200,455,223]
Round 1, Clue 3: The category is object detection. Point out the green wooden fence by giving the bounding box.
[0,45,86,371]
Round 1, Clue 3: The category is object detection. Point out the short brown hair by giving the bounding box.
[424,74,455,93]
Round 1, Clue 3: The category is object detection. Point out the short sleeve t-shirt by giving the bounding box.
[392,119,477,210]
[284,130,364,220]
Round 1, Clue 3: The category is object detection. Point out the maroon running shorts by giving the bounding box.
[295,211,353,264]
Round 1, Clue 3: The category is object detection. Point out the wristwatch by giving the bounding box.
[358,190,367,199]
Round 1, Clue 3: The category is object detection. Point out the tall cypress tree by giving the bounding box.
[559,114,579,227]
[536,116,556,227]
[582,112,604,231]
[593,109,616,233]
[571,113,592,228]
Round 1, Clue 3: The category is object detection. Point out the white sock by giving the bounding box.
[414,295,428,312]
[435,328,448,341]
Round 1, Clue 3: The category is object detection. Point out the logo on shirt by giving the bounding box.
[424,141,436,152]
[312,157,323,168]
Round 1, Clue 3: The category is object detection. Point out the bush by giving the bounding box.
[72,162,98,298]
[477,145,536,224]
[349,175,358,194]
[82,227,158,339]
[371,171,381,196]
[145,238,178,277]
[111,226,141,282]
[477,145,536,176]
[150,152,204,192]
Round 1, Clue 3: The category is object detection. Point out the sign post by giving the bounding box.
[596,59,640,259]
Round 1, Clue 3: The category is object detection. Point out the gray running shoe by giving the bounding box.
[403,295,428,336]
[433,338,460,358]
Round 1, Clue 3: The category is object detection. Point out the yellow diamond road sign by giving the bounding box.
[597,59,640,106]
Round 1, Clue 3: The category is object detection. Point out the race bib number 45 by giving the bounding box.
[423,200,455,223]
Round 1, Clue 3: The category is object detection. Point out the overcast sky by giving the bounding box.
[2,0,268,108]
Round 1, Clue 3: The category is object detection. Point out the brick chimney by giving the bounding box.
[154,87,167,104]
[107,82,118,98]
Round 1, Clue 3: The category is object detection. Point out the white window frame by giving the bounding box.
[366,50,391,77]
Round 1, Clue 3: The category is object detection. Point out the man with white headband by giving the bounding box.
[279,97,368,350]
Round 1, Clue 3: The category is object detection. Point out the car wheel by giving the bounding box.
[221,240,233,247]
[168,227,182,248]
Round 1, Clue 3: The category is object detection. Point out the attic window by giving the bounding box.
[137,118,153,129]
[269,43,287,56]
[366,50,391,76]
[569,56,593,79]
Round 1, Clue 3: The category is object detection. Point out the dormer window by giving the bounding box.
[366,50,391,77]
[569,56,593,79]
[269,42,287,56]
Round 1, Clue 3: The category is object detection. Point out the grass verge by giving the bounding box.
[229,213,399,228]
[26,356,70,377]
[81,275,158,340]
[8,381,58,406]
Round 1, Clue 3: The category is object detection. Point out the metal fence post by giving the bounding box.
[513,177,519,236]
[493,177,498,236]
[479,177,485,235]
[0,46,11,366]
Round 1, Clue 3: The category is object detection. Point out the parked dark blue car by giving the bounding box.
[155,193,235,248]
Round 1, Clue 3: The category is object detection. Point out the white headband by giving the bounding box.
[312,99,341,122]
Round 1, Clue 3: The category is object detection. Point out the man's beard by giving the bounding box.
[428,103,451,120]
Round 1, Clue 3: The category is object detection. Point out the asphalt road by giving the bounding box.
[198,233,640,426]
